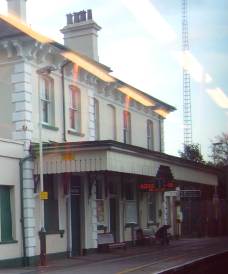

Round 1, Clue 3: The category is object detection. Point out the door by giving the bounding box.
[110,197,119,241]
[71,176,81,256]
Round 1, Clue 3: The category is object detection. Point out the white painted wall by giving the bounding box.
[0,64,14,139]
[0,139,24,260]
[28,62,163,151]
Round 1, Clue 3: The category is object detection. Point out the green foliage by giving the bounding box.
[210,133,228,166]
[179,143,204,163]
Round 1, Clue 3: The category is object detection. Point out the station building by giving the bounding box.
[0,0,219,266]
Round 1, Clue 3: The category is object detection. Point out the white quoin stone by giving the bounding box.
[7,0,27,22]
[25,247,35,257]
[14,82,32,94]
[23,198,35,209]
[12,92,32,103]
[24,217,35,228]
[24,228,34,238]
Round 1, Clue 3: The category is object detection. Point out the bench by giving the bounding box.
[97,233,127,251]
[136,228,155,245]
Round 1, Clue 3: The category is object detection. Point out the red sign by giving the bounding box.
[138,183,156,192]
[138,181,176,192]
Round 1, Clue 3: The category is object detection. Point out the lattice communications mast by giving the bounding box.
[182,0,192,145]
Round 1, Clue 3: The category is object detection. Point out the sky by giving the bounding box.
[0,0,227,160]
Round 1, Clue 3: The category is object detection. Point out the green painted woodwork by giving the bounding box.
[0,186,13,242]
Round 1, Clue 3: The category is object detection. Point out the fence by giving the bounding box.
[181,198,228,237]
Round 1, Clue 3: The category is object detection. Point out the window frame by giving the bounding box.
[96,179,103,200]
[96,179,105,224]
[69,85,81,132]
[148,192,156,224]
[147,119,154,150]
[125,182,135,201]
[0,186,13,242]
[94,98,100,140]
[107,104,117,140]
[123,110,131,144]
[40,75,55,125]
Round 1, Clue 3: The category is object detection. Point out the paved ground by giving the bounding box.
[1,237,228,274]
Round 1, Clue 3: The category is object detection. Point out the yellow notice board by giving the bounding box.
[39,191,48,200]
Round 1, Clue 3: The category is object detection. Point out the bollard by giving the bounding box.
[39,228,47,266]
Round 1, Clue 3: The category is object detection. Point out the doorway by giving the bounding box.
[109,197,119,241]
[71,176,81,256]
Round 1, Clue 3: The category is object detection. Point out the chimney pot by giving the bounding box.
[80,10,87,22]
[61,8,101,61]
[73,12,79,23]
[87,9,92,20]
[66,13,73,25]
[7,0,27,22]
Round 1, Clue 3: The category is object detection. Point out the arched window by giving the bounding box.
[107,104,116,140]
[69,85,81,132]
[147,120,154,150]
[40,76,54,125]
[94,98,100,140]
[123,111,131,144]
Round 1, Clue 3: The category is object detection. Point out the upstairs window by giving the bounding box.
[123,111,131,144]
[0,186,13,242]
[94,99,100,140]
[147,120,154,150]
[40,76,54,125]
[107,104,116,140]
[69,85,81,132]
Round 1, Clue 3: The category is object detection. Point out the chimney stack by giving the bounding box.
[7,0,27,22]
[61,9,101,61]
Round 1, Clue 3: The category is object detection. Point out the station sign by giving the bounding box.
[180,190,201,198]
[138,179,176,192]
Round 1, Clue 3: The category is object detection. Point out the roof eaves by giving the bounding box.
[117,80,176,113]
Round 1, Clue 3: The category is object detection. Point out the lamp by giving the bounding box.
[36,65,57,266]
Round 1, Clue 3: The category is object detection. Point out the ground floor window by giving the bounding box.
[96,179,105,224]
[148,192,156,223]
[125,201,137,224]
[44,175,59,233]
[0,186,13,242]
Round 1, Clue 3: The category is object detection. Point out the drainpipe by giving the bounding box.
[158,118,163,153]
[19,155,33,267]
[60,60,71,142]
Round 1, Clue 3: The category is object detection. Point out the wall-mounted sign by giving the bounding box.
[39,191,48,200]
[180,190,201,198]
[138,165,176,192]
[138,180,176,192]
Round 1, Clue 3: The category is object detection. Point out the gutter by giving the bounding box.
[60,60,71,142]
[19,155,33,267]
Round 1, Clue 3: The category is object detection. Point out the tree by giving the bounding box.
[210,133,228,166]
[179,143,204,163]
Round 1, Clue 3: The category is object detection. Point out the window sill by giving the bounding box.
[42,124,59,131]
[68,129,85,137]
[147,222,156,226]
[45,230,65,238]
[0,240,18,245]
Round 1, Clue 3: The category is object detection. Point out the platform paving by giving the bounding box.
[1,237,228,274]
